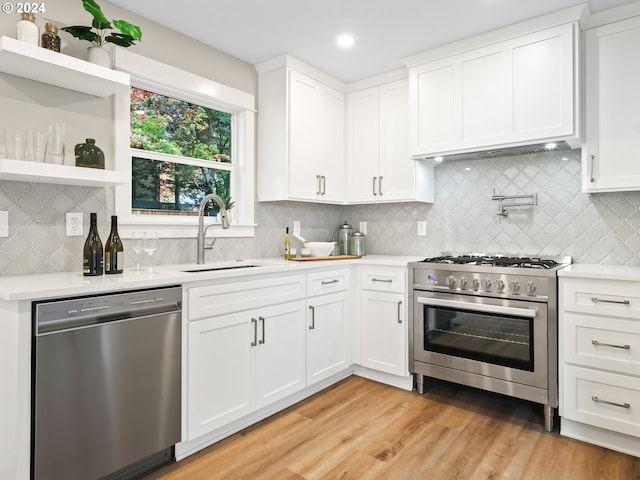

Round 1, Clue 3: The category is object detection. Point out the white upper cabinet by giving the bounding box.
[257,56,345,203]
[404,15,580,160]
[346,78,433,203]
[582,15,640,192]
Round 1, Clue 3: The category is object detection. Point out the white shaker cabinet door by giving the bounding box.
[187,312,254,441]
[254,301,307,410]
[306,292,348,386]
[583,16,640,192]
[360,291,406,377]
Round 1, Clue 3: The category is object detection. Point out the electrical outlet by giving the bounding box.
[417,221,427,236]
[0,210,8,237]
[293,221,301,235]
[359,221,367,234]
[66,212,83,237]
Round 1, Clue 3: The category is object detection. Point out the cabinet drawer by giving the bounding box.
[188,275,306,320]
[360,266,406,294]
[306,269,348,297]
[561,278,640,320]
[564,312,640,375]
[563,365,640,439]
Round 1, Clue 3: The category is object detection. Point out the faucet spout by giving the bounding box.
[197,193,230,264]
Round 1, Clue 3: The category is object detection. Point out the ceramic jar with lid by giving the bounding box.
[17,13,39,45]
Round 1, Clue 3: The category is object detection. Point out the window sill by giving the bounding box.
[118,219,256,239]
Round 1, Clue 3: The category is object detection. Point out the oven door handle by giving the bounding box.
[417,297,538,318]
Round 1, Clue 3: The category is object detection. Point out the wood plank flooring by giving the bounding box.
[142,376,640,480]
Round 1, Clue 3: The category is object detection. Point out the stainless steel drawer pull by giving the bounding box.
[397,301,402,324]
[590,155,595,183]
[591,297,630,305]
[592,340,631,350]
[372,176,377,196]
[372,278,393,283]
[321,279,339,286]
[378,176,383,196]
[592,396,630,409]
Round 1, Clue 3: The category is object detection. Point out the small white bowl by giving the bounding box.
[307,241,336,257]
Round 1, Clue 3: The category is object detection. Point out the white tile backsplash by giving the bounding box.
[3,149,640,275]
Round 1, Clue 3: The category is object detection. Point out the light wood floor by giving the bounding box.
[142,376,639,480]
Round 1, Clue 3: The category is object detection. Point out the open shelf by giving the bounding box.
[0,159,129,187]
[0,36,130,97]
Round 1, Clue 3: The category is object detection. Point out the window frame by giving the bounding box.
[113,49,255,238]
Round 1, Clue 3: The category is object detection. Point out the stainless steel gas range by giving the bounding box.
[408,254,571,432]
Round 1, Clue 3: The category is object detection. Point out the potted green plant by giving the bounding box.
[61,0,142,67]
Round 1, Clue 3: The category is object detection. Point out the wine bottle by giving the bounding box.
[83,212,103,276]
[104,215,124,274]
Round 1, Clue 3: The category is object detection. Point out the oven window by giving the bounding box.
[424,306,534,371]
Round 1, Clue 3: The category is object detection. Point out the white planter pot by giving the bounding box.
[87,46,111,67]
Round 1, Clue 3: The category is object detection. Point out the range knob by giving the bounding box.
[496,279,505,291]
[527,281,537,294]
[472,278,480,290]
[459,277,468,289]
[447,276,457,288]
[511,281,521,293]
[482,278,492,289]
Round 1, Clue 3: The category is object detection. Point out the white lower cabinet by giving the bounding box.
[306,268,350,386]
[306,292,348,386]
[559,275,640,457]
[359,266,408,377]
[187,300,306,441]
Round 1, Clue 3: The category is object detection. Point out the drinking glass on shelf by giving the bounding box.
[131,232,144,272]
[142,231,159,274]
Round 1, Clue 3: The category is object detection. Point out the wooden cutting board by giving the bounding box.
[288,255,361,261]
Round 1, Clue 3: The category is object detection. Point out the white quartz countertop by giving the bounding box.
[558,263,640,281]
[0,255,422,302]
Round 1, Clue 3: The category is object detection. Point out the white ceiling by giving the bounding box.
[109,0,632,83]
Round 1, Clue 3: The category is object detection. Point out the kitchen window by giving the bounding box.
[130,87,233,217]
[113,50,255,238]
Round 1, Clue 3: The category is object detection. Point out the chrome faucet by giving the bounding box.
[197,193,230,264]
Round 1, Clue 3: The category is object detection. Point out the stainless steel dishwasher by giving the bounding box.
[32,286,182,480]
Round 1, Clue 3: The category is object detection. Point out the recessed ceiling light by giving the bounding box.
[337,34,355,48]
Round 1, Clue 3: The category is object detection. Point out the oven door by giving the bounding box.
[413,291,548,389]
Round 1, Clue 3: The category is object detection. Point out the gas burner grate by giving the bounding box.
[421,255,560,269]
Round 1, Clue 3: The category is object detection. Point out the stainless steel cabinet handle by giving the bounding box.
[316,175,322,195]
[373,176,377,196]
[591,297,630,305]
[251,318,257,346]
[397,301,402,324]
[372,278,393,283]
[258,316,265,345]
[590,155,595,183]
[309,306,315,330]
[378,176,383,196]
[321,279,339,286]
[321,175,326,195]
[592,340,631,350]
[592,396,630,409]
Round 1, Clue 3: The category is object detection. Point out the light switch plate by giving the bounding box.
[417,221,427,236]
[66,212,83,237]
[359,221,367,234]
[293,221,301,235]
[0,211,8,237]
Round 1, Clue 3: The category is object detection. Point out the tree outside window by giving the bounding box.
[130,87,233,216]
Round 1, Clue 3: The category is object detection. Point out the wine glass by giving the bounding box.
[131,232,144,272]
[142,231,159,274]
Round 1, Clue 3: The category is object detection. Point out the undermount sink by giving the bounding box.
[180,264,263,273]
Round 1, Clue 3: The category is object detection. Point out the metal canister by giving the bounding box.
[337,221,353,255]
[349,230,366,256]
